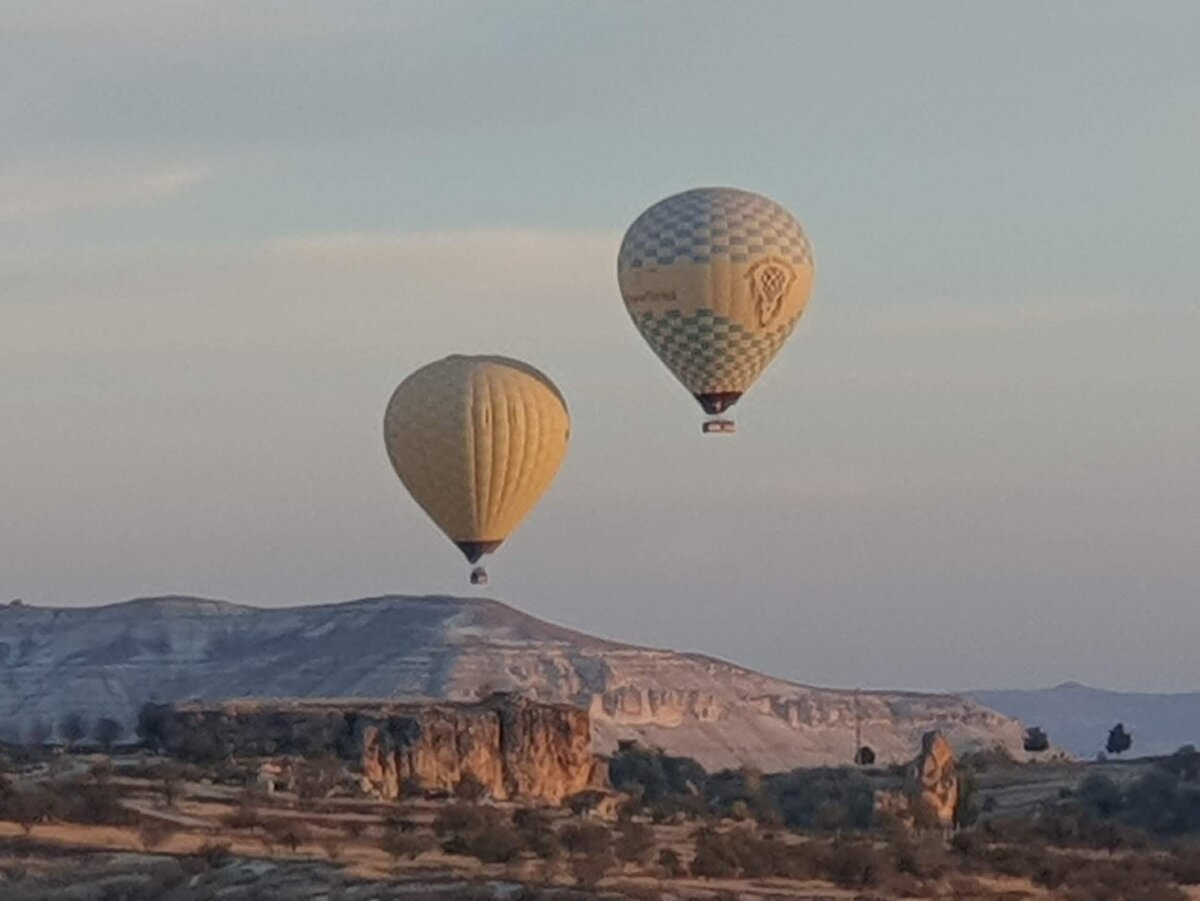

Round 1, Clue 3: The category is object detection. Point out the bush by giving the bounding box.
[686,825,825,881]
[571,850,616,887]
[1059,858,1185,901]
[138,817,177,851]
[93,717,125,751]
[688,827,739,879]
[432,802,522,863]
[890,833,951,879]
[222,801,263,830]
[293,754,343,805]
[265,818,310,853]
[763,768,878,831]
[434,802,496,837]
[1167,846,1200,884]
[1078,774,1123,819]
[658,847,685,877]
[615,821,655,864]
[514,808,560,861]
[560,821,612,857]
[1161,746,1200,782]
[457,821,523,863]
[322,837,344,862]
[958,744,1015,773]
[608,743,707,805]
[197,840,233,868]
[454,773,487,802]
[380,825,434,861]
[2,787,48,833]
[43,778,136,826]
[825,839,888,889]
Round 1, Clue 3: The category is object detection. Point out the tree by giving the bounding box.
[159,762,185,808]
[453,772,486,802]
[138,817,177,851]
[1079,774,1123,818]
[1161,745,1200,781]
[1024,726,1050,753]
[855,745,876,766]
[294,754,342,805]
[60,712,87,750]
[93,717,124,752]
[615,821,655,864]
[658,847,685,877]
[1106,723,1133,756]
[136,702,171,752]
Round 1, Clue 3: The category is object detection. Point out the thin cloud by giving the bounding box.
[861,297,1136,335]
[0,162,211,220]
[261,228,619,305]
[0,228,623,358]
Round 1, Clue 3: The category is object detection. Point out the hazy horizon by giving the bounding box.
[3,2,1198,695]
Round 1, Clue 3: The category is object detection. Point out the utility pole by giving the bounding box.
[854,688,862,765]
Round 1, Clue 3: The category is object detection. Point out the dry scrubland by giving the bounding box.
[2,747,1200,900]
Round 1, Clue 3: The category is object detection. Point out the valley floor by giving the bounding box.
[0,754,1197,900]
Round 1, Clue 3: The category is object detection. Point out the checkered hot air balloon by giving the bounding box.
[383,356,570,585]
[617,187,815,433]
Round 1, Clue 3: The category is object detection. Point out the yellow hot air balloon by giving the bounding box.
[617,187,814,433]
[383,355,570,584]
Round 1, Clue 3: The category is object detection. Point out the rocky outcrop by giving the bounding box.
[0,594,1032,771]
[154,694,599,804]
[915,731,959,827]
[874,729,959,829]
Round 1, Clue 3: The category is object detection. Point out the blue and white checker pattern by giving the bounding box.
[618,187,812,271]
[634,309,797,393]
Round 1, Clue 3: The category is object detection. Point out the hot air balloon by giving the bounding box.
[617,187,814,433]
[383,355,570,585]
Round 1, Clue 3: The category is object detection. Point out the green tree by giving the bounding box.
[1024,726,1050,753]
[1106,723,1133,756]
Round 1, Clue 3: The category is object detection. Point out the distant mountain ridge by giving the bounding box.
[969,682,1200,757]
[0,594,1029,770]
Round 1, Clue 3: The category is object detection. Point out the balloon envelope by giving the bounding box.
[617,187,814,416]
[383,355,570,564]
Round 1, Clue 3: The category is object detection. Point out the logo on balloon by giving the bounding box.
[746,257,796,327]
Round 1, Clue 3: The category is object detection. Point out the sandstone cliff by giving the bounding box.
[154,694,598,803]
[0,594,1031,770]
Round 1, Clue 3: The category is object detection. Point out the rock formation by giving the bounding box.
[873,729,960,829]
[914,730,959,827]
[0,594,1032,770]
[151,693,599,804]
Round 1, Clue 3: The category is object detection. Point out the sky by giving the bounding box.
[2,2,1198,694]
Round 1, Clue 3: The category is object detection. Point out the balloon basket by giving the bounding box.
[469,566,489,586]
[702,418,736,434]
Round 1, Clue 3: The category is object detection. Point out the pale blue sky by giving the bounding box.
[2,2,1198,692]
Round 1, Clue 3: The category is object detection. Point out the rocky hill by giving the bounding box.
[970,682,1200,757]
[152,694,600,803]
[0,595,1029,770]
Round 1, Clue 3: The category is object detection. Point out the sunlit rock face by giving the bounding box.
[873,729,959,829]
[155,694,598,804]
[915,730,959,827]
[0,594,1030,771]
